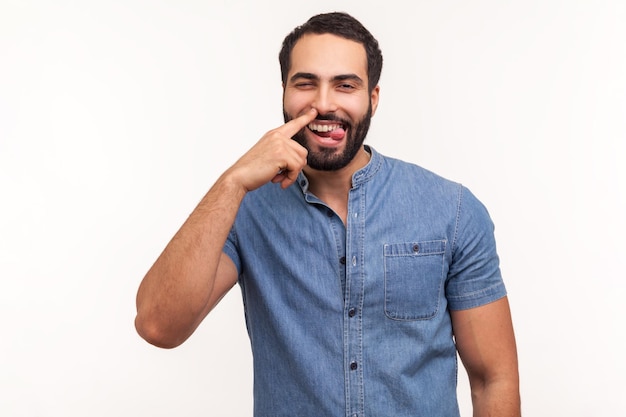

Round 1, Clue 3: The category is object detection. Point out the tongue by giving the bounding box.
[330,128,345,140]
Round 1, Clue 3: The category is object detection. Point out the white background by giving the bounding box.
[1,0,625,416]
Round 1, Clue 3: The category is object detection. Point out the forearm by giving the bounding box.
[134,109,316,348]
[471,376,521,417]
[135,173,245,348]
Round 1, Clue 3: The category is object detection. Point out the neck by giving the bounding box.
[303,146,371,219]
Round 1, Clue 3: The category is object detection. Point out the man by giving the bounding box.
[135,12,521,417]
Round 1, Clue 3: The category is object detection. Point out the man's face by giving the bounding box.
[283,33,379,171]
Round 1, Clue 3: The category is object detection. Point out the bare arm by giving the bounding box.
[135,108,318,348]
[451,296,521,417]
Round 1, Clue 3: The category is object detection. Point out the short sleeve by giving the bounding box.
[222,227,242,275]
[446,186,507,310]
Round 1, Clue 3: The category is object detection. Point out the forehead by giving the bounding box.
[289,33,368,79]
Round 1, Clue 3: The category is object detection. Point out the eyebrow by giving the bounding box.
[289,72,364,85]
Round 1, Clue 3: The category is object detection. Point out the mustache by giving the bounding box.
[315,113,350,126]
[282,110,350,128]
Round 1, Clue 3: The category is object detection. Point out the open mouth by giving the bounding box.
[308,122,346,140]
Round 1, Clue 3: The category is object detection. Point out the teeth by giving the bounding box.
[308,123,341,133]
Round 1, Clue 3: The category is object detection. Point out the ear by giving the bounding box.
[370,85,380,116]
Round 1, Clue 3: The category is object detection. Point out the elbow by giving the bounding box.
[134,314,187,349]
[468,371,521,412]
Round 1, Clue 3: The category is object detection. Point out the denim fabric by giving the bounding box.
[223,146,506,417]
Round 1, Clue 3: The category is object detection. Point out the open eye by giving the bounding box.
[336,82,360,92]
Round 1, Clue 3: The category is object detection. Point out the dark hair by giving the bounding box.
[279,12,383,93]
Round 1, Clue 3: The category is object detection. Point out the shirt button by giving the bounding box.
[348,308,356,317]
[350,361,358,370]
[413,243,419,253]
[352,256,357,266]
[339,256,346,265]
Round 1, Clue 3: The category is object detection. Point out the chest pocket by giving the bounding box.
[383,240,447,320]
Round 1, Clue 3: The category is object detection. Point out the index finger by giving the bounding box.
[278,108,318,138]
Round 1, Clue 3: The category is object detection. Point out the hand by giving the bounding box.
[227,108,317,191]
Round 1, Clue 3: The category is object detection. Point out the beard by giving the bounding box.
[283,103,372,171]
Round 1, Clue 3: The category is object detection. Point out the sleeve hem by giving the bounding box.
[447,282,507,311]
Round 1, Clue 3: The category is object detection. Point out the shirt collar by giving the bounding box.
[351,145,382,188]
[296,145,382,194]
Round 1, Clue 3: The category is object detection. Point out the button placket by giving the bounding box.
[344,185,365,417]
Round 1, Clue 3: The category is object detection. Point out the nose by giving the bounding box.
[311,85,338,115]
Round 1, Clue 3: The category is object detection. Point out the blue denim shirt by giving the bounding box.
[223,146,506,417]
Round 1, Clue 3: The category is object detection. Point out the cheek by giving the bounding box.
[345,97,371,120]
[283,91,313,114]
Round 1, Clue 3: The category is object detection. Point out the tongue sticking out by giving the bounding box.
[330,128,346,140]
